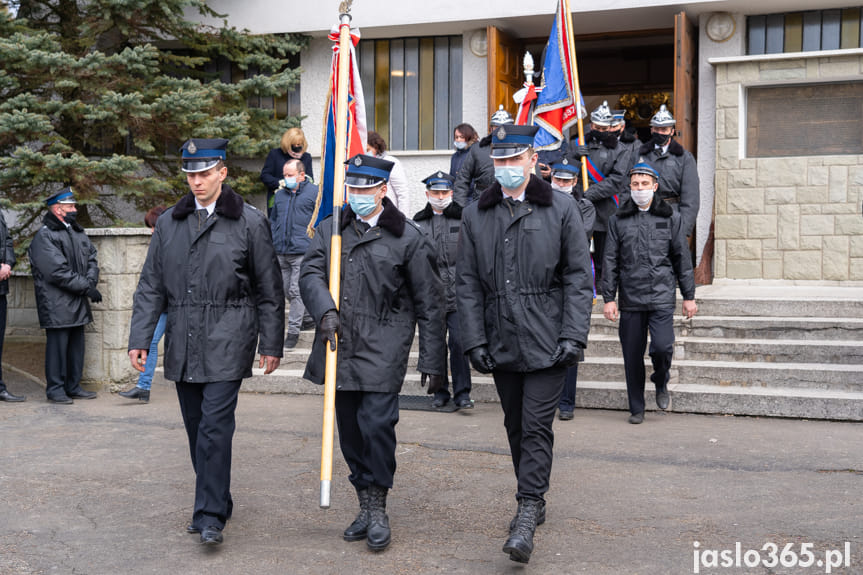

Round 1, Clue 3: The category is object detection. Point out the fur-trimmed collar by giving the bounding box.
[340,197,406,237]
[413,200,463,222]
[43,210,84,232]
[172,184,245,220]
[477,174,553,210]
[620,129,637,144]
[478,133,493,148]
[616,195,674,219]
[639,139,684,157]
[586,130,619,149]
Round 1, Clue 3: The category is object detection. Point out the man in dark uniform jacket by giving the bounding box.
[636,104,700,237]
[570,101,635,285]
[414,171,473,410]
[29,188,101,404]
[300,154,446,552]
[457,124,594,564]
[601,162,697,424]
[128,138,285,546]
[0,210,23,402]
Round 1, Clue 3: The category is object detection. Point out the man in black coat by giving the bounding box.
[453,106,513,207]
[300,154,446,552]
[456,125,594,564]
[601,163,697,425]
[413,171,472,410]
[28,188,101,404]
[129,139,285,546]
[0,210,23,402]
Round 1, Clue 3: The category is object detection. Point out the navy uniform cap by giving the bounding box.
[181,138,229,173]
[611,110,626,126]
[45,186,76,206]
[344,154,394,188]
[489,124,539,159]
[550,158,578,180]
[630,161,659,180]
[422,171,454,191]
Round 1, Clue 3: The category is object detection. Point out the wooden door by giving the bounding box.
[487,26,523,124]
[674,11,697,156]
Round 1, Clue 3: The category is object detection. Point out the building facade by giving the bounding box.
[200,0,863,283]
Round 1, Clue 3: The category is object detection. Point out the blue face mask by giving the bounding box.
[454,140,467,150]
[348,193,379,216]
[495,166,526,190]
[283,177,298,190]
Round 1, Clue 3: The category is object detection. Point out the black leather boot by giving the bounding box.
[365,485,391,551]
[343,488,370,541]
[509,499,545,531]
[503,499,541,563]
[119,387,150,403]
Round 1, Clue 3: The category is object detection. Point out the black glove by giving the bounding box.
[571,145,590,160]
[420,373,445,395]
[468,346,495,374]
[319,310,339,351]
[87,287,102,303]
[549,339,584,367]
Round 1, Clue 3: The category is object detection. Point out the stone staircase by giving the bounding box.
[157,281,863,421]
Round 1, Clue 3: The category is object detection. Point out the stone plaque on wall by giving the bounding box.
[747,81,863,157]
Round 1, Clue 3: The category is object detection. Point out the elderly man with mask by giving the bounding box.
[457,124,594,564]
[601,162,697,425]
[300,154,446,552]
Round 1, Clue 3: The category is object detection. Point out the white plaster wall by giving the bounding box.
[696,12,746,266]
[462,30,488,137]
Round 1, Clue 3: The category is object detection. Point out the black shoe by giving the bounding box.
[431,397,448,409]
[454,398,474,410]
[47,395,73,404]
[0,390,25,402]
[68,390,97,400]
[200,525,223,545]
[558,409,574,421]
[343,489,370,542]
[655,387,669,410]
[186,524,200,534]
[119,387,150,403]
[509,500,545,531]
[284,332,299,349]
[628,412,644,424]
[503,499,542,564]
[301,317,317,331]
[366,485,391,551]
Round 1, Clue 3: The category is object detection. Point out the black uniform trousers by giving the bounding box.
[335,390,399,491]
[592,231,607,287]
[619,309,675,415]
[45,325,86,400]
[493,366,566,503]
[175,379,240,530]
[0,295,6,393]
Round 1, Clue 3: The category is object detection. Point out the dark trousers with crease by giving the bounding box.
[493,366,566,503]
[45,325,85,399]
[175,379,240,530]
[619,309,675,415]
[434,311,472,404]
[335,390,399,491]
[0,295,6,393]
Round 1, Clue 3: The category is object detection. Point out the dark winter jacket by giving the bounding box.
[600,195,695,311]
[129,185,285,383]
[0,211,15,296]
[300,198,447,392]
[572,131,635,231]
[413,201,463,313]
[28,211,99,329]
[456,175,594,372]
[453,134,495,207]
[270,179,318,255]
[449,146,470,179]
[260,148,314,192]
[636,139,700,235]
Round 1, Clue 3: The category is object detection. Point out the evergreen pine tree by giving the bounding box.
[0,0,307,235]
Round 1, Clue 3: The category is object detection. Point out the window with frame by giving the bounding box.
[748,7,863,54]
[356,36,462,151]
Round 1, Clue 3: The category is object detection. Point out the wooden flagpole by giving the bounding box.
[320,0,353,509]
[562,0,589,191]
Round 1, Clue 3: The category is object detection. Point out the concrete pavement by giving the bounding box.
[0,370,861,575]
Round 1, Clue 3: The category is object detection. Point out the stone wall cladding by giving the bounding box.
[713,53,863,281]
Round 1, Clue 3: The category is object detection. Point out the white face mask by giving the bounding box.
[429,196,453,211]
[631,188,654,207]
[551,183,573,194]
